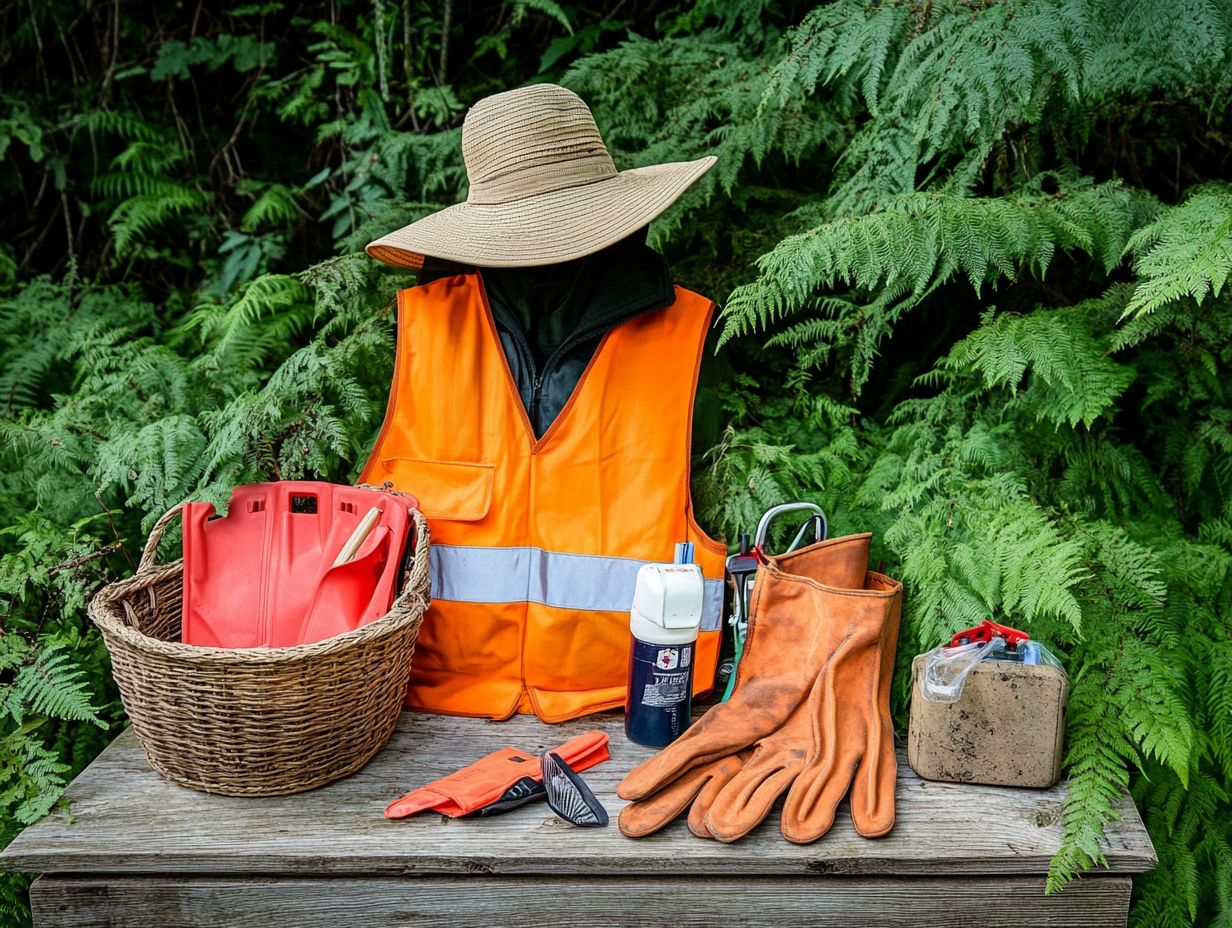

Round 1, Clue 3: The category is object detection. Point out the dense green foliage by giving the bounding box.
[3,0,1232,923]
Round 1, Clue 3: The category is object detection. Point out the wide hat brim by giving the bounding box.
[366,156,716,269]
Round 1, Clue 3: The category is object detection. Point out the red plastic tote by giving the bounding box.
[181,482,417,648]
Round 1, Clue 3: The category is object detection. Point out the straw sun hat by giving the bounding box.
[366,83,716,269]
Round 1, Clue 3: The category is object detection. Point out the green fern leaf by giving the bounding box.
[13,646,104,727]
[1123,183,1232,318]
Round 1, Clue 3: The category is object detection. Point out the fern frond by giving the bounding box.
[75,108,163,142]
[511,0,573,34]
[241,184,302,232]
[1048,685,1132,890]
[108,185,210,255]
[183,274,315,366]
[0,730,71,826]
[1123,183,1232,318]
[720,182,1155,392]
[944,305,1134,427]
[12,646,103,726]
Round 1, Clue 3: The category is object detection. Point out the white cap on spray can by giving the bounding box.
[629,560,703,646]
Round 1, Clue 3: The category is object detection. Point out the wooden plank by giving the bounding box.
[29,874,1134,928]
[2,712,1156,877]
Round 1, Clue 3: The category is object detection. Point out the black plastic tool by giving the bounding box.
[468,776,546,817]
[540,751,608,827]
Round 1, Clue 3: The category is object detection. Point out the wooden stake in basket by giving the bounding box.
[332,506,383,567]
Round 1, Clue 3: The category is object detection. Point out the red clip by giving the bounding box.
[945,619,1031,650]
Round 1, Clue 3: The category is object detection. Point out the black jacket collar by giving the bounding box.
[480,230,675,437]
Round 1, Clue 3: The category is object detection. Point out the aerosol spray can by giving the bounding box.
[625,542,704,747]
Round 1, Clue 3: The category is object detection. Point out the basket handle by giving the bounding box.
[138,503,187,574]
[390,507,431,608]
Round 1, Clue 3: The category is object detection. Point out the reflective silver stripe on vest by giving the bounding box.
[429,544,724,631]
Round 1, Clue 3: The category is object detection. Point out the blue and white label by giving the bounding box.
[626,637,695,747]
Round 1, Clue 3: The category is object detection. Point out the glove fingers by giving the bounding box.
[848,712,897,838]
[781,738,863,845]
[686,751,750,838]
[385,787,441,819]
[851,577,901,838]
[618,762,716,838]
[619,752,750,838]
[705,758,802,843]
[617,703,782,801]
[780,622,884,844]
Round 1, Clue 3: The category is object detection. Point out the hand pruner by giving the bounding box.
[721,501,828,701]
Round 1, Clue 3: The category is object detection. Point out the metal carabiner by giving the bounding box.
[753,501,828,561]
[719,501,829,702]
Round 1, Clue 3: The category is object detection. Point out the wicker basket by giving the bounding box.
[88,495,430,797]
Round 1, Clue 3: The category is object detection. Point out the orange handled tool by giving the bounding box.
[385,730,610,819]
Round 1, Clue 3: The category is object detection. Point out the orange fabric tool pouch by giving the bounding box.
[181,481,417,648]
[385,730,610,819]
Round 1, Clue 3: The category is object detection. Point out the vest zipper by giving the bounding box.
[515,293,678,437]
[497,323,542,431]
[530,373,544,432]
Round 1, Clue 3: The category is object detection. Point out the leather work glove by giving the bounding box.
[701,568,900,844]
[699,702,814,842]
[619,709,815,842]
[616,535,875,814]
[781,568,902,842]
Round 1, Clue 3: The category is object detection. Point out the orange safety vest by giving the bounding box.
[361,273,726,722]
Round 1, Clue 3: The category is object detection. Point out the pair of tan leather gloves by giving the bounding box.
[617,533,903,843]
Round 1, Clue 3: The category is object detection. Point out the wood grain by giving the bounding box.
[2,711,1156,877]
[30,875,1134,928]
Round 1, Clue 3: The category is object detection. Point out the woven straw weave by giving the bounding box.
[365,83,716,269]
[88,493,430,797]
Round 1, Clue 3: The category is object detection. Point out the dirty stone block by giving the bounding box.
[907,654,1068,789]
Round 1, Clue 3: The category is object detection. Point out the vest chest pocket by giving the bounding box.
[375,457,494,522]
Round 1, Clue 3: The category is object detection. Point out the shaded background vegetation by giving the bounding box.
[3,1,1232,924]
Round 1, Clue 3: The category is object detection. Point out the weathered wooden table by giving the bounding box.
[3,712,1155,927]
